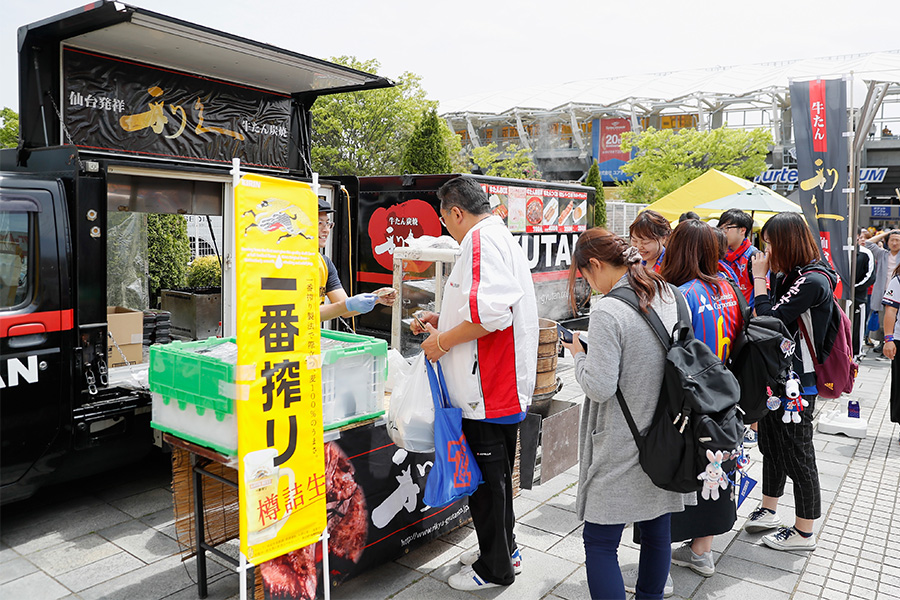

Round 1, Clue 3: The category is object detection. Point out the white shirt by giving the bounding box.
[882,274,900,338]
[438,216,539,419]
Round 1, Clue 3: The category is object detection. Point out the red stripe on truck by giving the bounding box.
[0,309,74,338]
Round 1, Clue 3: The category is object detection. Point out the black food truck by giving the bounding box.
[0,1,388,504]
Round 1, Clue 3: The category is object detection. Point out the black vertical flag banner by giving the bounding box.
[790,78,850,299]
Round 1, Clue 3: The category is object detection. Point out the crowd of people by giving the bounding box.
[386,177,897,599]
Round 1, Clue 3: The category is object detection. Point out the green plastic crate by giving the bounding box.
[149,337,237,420]
[149,332,388,448]
[321,330,387,431]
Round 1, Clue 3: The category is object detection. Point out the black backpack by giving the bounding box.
[607,285,744,494]
[725,280,795,423]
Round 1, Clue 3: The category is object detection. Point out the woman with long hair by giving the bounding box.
[746,212,832,551]
[560,228,689,600]
[630,210,672,273]
[878,261,900,442]
[658,220,744,577]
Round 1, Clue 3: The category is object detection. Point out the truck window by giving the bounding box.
[0,212,31,309]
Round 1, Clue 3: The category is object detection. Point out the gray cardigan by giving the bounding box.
[866,242,899,312]
[574,276,691,525]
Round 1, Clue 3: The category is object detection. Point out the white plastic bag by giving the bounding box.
[387,352,435,452]
[385,348,411,393]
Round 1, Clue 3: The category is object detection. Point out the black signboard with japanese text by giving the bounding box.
[63,47,291,169]
[790,78,850,299]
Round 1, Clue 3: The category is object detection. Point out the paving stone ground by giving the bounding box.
[1,351,898,599]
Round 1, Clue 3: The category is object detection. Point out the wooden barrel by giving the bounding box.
[535,319,559,392]
[537,318,558,358]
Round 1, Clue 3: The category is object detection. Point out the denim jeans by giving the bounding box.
[583,513,671,599]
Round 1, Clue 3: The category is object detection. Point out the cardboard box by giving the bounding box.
[107,307,144,366]
[108,343,143,368]
[107,306,143,346]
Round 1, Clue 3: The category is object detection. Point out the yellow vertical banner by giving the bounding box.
[234,173,325,564]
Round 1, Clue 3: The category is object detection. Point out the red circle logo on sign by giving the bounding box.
[368,199,443,272]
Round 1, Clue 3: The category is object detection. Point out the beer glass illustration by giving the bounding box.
[243,448,295,546]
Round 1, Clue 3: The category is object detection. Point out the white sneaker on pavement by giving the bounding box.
[762,526,817,551]
[459,547,523,574]
[448,564,503,591]
[743,505,782,533]
[742,427,758,448]
[621,568,674,597]
[671,542,715,577]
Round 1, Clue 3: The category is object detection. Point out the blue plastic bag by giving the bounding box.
[423,360,483,508]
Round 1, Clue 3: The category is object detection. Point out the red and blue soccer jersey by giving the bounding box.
[678,279,744,362]
[642,247,666,273]
[723,238,759,308]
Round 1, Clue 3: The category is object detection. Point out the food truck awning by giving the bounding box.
[19,1,393,100]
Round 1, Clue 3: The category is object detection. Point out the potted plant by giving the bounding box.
[161,255,222,340]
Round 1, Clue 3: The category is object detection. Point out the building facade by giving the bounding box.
[441,52,900,216]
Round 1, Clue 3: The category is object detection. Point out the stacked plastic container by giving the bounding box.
[149,337,238,455]
[320,330,387,431]
[149,331,388,455]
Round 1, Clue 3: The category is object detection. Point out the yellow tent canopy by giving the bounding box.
[642,169,798,231]
[642,170,755,222]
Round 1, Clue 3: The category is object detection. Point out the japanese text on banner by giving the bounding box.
[235,173,325,564]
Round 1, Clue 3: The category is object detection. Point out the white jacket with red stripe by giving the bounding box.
[438,216,539,420]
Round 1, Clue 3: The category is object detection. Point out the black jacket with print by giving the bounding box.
[754,260,837,385]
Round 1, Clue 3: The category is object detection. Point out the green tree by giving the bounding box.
[401,107,452,174]
[617,127,772,204]
[186,255,222,288]
[147,214,190,305]
[471,143,542,180]
[311,57,434,176]
[584,162,606,227]
[0,107,18,149]
[440,120,468,173]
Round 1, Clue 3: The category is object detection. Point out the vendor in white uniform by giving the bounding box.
[412,177,538,591]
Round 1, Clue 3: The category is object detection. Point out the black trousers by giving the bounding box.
[461,418,519,585]
[758,395,821,521]
[890,357,900,424]
[851,300,867,356]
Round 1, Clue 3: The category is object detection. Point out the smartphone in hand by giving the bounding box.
[557,323,587,351]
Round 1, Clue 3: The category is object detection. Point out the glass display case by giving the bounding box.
[391,245,460,358]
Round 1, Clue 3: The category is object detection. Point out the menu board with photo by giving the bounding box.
[560,190,589,232]
[484,184,510,227]
[481,185,587,234]
[506,186,527,232]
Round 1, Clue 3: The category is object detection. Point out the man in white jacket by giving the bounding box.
[414,177,538,591]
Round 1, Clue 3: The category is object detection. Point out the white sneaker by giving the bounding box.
[459,547,523,574]
[762,526,817,551]
[448,564,503,590]
[742,427,758,448]
[622,568,674,597]
[744,506,782,533]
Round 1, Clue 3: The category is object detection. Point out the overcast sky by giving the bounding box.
[2,0,899,114]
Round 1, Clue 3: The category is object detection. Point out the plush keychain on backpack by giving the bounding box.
[781,373,808,423]
[698,449,729,500]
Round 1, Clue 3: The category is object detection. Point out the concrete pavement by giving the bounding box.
[1,351,898,599]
